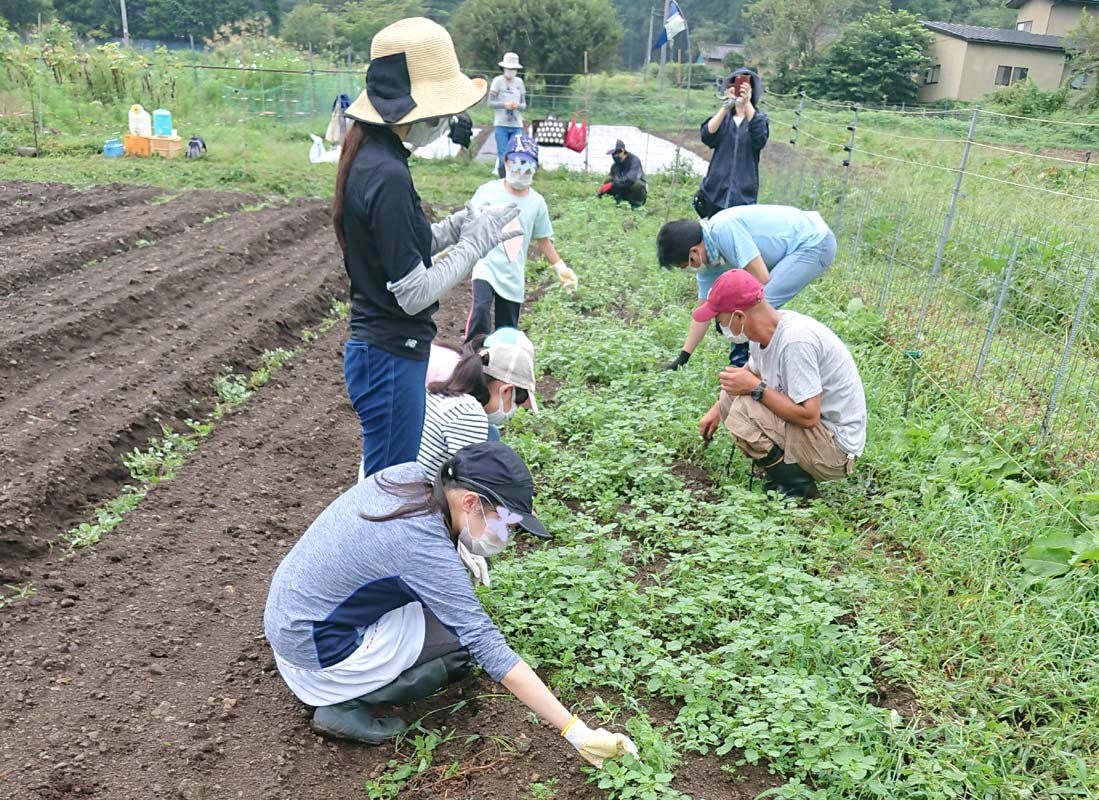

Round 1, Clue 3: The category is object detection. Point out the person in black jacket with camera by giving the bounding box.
[693,68,769,219]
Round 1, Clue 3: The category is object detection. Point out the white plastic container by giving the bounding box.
[128,104,152,137]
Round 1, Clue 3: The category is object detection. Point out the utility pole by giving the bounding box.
[120,0,130,47]
[657,0,670,95]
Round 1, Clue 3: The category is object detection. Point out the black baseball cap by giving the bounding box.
[446,442,551,539]
[606,139,626,155]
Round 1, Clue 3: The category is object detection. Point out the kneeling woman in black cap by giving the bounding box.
[263,441,637,768]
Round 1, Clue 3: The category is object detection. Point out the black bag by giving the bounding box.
[692,187,720,219]
[186,136,207,159]
[448,112,473,148]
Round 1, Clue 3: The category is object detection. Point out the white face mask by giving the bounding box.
[503,68,518,79]
[458,501,510,558]
[506,168,534,189]
[485,387,519,425]
[404,117,448,148]
[720,317,750,344]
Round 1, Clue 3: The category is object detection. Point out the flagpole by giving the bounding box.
[658,0,670,95]
[643,5,654,85]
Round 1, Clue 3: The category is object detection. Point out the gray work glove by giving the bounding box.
[430,207,470,254]
[461,203,522,260]
[388,204,521,317]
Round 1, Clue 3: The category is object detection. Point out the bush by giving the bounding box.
[984,78,1068,116]
[281,4,337,50]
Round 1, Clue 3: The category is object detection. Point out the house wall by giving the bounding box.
[917,34,968,102]
[1046,2,1099,36]
[918,36,1067,101]
[1013,0,1054,32]
[959,42,1066,99]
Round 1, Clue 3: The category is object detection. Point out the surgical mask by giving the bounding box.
[458,502,511,558]
[720,319,750,344]
[404,117,448,148]
[485,387,519,425]
[503,68,517,79]
[505,167,534,188]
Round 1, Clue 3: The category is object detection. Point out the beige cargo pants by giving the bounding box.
[719,391,855,482]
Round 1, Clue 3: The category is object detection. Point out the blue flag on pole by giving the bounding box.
[652,1,688,50]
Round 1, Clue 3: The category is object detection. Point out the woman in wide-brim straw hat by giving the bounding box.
[334,17,522,483]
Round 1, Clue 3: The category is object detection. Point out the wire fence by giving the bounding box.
[752,104,1099,472]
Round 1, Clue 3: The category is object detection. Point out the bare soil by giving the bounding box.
[0,180,782,800]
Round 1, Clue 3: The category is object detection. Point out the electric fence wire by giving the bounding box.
[803,282,1093,532]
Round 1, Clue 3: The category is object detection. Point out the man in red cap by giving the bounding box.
[694,270,866,499]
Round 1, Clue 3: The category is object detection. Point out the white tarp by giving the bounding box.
[475,124,706,177]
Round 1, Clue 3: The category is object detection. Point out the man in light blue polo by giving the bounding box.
[656,204,837,369]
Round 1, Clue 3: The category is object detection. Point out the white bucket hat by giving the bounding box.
[499,52,523,70]
[345,17,486,127]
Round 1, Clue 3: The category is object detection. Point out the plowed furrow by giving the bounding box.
[0,184,161,237]
[0,227,343,558]
[0,190,255,296]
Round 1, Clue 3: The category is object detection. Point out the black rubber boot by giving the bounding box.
[310,653,471,745]
[311,699,408,744]
[753,445,820,500]
[729,341,750,368]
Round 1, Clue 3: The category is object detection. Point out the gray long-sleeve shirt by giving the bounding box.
[488,75,526,127]
[263,463,520,682]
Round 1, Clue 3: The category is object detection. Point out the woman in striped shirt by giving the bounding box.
[418,338,537,479]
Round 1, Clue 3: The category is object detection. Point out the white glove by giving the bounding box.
[561,717,638,768]
[553,261,578,292]
[457,540,490,587]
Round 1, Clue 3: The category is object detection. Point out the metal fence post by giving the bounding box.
[789,92,804,154]
[1041,268,1095,438]
[848,191,871,272]
[878,203,907,308]
[308,42,317,115]
[794,161,806,207]
[836,104,859,232]
[903,106,980,417]
[811,175,821,210]
[973,239,1019,383]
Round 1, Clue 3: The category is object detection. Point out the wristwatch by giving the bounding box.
[751,381,767,402]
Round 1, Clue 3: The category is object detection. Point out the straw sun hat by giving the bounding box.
[345,17,486,127]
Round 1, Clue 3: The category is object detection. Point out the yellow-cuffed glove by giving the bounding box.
[553,261,578,292]
[561,716,638,768]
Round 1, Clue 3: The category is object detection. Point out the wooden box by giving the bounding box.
[123,134,151,157]
[150,135,182,159]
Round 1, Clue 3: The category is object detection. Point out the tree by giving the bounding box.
[1066,13,1099,108]
[742,0,877,92]
[281,2,335,47]
[801,9,933,104]
[889,0,1013,29]
[337,0,422,59]
[451,0,621,77]
[0,0,54,28]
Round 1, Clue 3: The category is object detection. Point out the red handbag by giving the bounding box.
[564,113,587,153]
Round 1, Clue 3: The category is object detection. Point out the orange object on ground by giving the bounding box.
[123,134,151,157]
[150,135,182,159]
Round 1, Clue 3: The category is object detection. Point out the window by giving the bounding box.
[923,64,941,85]
[1016,20,1033,32]
[995,65,1030,86]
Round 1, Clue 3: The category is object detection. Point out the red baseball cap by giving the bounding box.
[692,270,765,322]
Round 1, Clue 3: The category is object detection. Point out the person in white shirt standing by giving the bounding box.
[695,270,867,500]
[488,52,526,178]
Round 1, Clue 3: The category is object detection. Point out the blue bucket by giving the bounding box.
[104,138,124,158]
